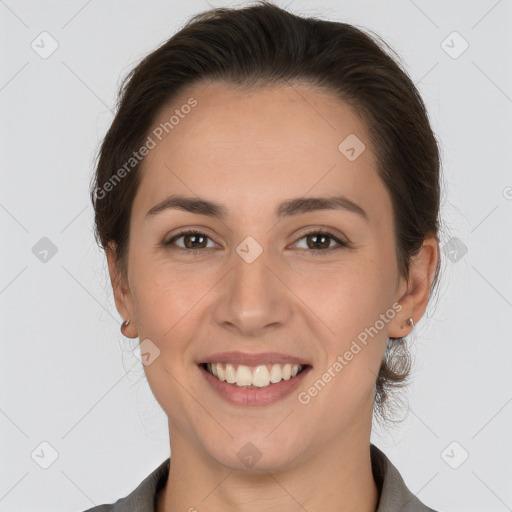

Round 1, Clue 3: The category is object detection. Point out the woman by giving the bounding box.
[86,1,442,510]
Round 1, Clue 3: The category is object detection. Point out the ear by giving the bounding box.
[388,234,440,338]
[106,241,137,338]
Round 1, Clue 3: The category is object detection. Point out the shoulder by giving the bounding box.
[79,458,170,512]
[371,443,440,512]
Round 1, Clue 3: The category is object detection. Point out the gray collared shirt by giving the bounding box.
[81,444,439,511]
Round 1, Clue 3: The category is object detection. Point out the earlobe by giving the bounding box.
[388,234,440,338]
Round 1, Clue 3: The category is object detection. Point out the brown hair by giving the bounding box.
[90,0,442,423]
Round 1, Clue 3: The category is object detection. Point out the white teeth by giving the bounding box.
[216,363,225,381]
[235,365,253,386]
[252,365,270,387]
[205,362,303,388]
[225,364,236,384]
[270,364,282,383]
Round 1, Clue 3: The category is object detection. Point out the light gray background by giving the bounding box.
[1,0,511,511]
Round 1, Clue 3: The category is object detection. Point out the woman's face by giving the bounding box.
[110,81,412,471]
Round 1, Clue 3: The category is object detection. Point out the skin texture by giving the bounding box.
[106,81,439,512]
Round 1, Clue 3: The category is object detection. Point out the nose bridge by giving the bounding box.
[214,238,289,335]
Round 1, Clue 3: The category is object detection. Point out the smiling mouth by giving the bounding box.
[200,362,309,389]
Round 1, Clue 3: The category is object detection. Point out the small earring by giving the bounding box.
[121,319,130,336]
[400,317,415,330]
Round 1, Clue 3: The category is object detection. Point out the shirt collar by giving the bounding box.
[370,444,437,511]
[102,443,436,512]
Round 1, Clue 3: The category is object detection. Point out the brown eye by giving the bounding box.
[182,233,208,249]
[164,230,214,250]
[305,233,331,250]
[293,230,348,254]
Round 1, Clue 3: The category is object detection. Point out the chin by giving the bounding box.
[202,429,308,474]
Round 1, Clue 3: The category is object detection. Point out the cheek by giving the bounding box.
[294,253,395,341]
[131,260,206,425]
[291,251,396,411]
[129,252,201,331]
[296,260,392,422]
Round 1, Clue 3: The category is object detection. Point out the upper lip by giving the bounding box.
[198,351,311,367]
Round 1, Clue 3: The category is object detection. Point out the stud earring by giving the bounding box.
[400,317,415,330]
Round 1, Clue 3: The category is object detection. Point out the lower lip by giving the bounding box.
[199,364,311,407]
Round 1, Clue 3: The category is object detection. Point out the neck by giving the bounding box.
[157,425,380,512]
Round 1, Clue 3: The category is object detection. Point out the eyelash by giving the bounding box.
[163,228,349,256]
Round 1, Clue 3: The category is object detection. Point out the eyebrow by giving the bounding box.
[145,194,368,220]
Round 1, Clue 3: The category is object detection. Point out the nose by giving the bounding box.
[213,244,292,337]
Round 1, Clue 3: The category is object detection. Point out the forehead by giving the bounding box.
[133,81,389,221]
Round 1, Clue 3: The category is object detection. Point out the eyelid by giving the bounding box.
[164,228,221,249]
[164,226,350,252]
[289,227,349,251]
